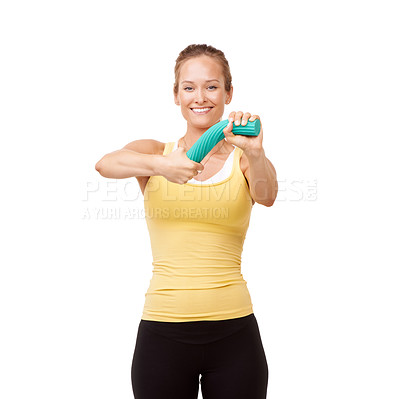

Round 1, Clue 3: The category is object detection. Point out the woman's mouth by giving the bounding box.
[191,107,213,115]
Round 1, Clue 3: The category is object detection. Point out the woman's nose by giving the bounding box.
[195,89,207,103]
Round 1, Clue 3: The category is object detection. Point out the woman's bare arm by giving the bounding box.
[95,139,166,179]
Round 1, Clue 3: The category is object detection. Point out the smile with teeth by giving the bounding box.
[191,107,213,114]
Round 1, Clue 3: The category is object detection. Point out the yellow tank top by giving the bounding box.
[141,141,254,322]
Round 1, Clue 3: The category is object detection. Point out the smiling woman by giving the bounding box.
[126,44,271,399]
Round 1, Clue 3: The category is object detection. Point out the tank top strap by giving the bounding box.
[163,142,174,155]
[233,145,244,165]
[232,145,246,180]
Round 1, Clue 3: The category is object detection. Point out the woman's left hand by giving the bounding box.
[222,111,263,154]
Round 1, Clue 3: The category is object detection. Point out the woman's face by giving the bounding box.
[174,55,233,129]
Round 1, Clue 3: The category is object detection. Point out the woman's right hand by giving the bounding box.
[162,147,204,184]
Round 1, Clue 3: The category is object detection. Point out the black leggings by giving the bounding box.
[131,313,268,399]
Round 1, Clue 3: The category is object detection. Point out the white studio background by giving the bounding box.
[1,1,399,398]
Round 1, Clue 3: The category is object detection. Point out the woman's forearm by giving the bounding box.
[245,148,278,206]
[95,149,166,179]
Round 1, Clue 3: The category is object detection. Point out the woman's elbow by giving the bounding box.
[95,156,108,175]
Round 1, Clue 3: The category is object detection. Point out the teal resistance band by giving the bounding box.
[185,119,260,163]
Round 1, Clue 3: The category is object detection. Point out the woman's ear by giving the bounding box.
[174,90,180,106]
[225,85,233,104]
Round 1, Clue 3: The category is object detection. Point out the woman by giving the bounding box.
[95,44,278,399]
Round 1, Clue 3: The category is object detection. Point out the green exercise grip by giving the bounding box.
[185,119,260,163]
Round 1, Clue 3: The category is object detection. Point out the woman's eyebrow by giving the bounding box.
[181,79,220,84]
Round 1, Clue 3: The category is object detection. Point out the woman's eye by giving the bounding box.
[183,86,217,91]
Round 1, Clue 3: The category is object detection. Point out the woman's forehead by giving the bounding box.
[180,57,223,81]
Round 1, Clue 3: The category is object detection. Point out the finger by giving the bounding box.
[195,162,204,171]
[224,119,233,131]
[228,111,236,123]
[223,120,234,136]
[234,111,243,126]
[249,114,260,122]
[241,112,252,125]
